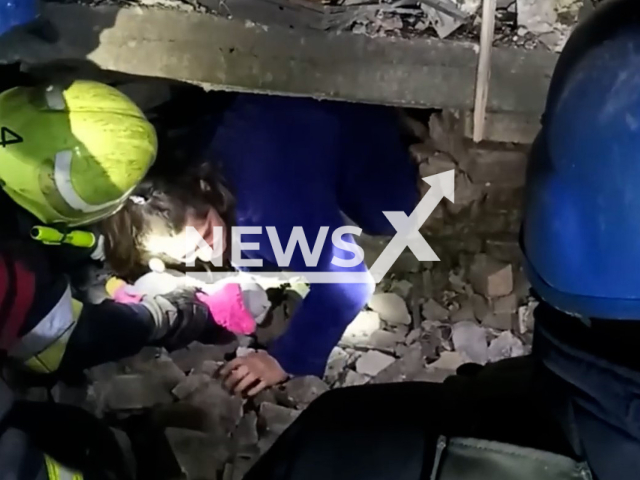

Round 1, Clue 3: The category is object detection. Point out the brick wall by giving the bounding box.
[400,109,532,266]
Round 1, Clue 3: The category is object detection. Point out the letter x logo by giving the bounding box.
[369,170,455,283]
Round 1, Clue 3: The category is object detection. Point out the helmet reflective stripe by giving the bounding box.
[44,85,65,111]
[54,151,130,213]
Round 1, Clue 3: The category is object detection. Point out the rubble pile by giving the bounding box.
[39,104,539,479]
[43,244,537,479]
[58,0,589,51]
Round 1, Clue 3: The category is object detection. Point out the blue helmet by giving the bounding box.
[0,0,37,37]
[522,1,640,320]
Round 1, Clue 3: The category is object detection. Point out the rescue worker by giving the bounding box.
[0,73,230,480]
[0,75,226,377]
[241,1,640,479]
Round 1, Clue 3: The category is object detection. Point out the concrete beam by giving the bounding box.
[0,3,558,114]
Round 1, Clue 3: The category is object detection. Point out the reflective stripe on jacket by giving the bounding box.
[9,286,83,373]
[45,455,83,480]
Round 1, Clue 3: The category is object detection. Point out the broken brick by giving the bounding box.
[422,299,449,322]
[341,370,370,387]
[367,293,411,326]
[186,381,244,435]
[194,360,223,377]
[284,376,329,408]
[123,353,186,392]
[452,321,488,365]
[341,311,381,347]
[324,347,349,385]
[493,294,518,315]
[488,331,525,362]
[259,403,301,437]
[390,279,413,299]
[451,301,475,323]
[405,328,422,345]
[447,172,482,215]
[172,374,211,401]
[223,457,257,480]
[170,342,236,372]
[371,343,424,384]
[104,374,173,411]
[355,351,396,376]
[469,254,514,297]
[166,428,229,480]
[232,411,259,457]
[427,351,465,371]
[367,330,404,353]
[482,313,514,331]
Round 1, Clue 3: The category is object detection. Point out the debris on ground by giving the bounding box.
[368,293,412,326]
[66,0,587,49]
[355,350,397,376]
[35,104,540,479]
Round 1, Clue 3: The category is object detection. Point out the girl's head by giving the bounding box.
[101,163,233,280]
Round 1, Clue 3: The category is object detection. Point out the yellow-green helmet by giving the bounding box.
[0,80,157,227]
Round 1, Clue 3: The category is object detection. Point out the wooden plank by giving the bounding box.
[0,3,558,113]
[473,0,496,142]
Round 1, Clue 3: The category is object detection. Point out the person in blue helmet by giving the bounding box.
[236,2,640,480]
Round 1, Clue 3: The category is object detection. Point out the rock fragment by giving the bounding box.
[488,331,525,362]
[391,279,413,299]
[324,347,349,385]
[451,301,475,323]
[405,328,422,345]
[232,412,259,457]
[471,294,491,321]
[104,374,173,411]
[368,293,411,325]
[341,370,370,387]
[395,344,410,357]
[469,255,514,298]
[186,381,244,435]
[428,351,465,371]
[341,311,381,346]
[170,342,236,372]
[367,330,404,352]
[284,377,329,408]
[482,293,517,331]
[166,428,228,479]
[452,321,488,365]
[172,374,211,401]
[422,299,449,322]
[355,351,396,376]
[259,403,301,437]
[194,360,223,377]
[223,457,256,480]
[371,344,424,384]
[448,172,482,214]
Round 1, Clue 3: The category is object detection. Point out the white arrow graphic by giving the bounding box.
[369,170,455,283]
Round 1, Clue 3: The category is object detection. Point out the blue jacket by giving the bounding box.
[208,94,418,376]
[0,0,37,37]
[534,304,640,480]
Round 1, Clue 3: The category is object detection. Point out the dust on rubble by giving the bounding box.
[47,0,589,51]
[16,106,537,479]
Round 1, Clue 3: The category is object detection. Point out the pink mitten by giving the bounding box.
[196,283,257,335]
[112,287,143,304]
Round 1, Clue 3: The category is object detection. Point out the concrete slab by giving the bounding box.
[0,3,558,113]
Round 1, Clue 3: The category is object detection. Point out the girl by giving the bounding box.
[102,93,419,396]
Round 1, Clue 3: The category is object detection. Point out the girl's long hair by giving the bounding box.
[101,161,234,280]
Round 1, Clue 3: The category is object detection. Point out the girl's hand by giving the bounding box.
[220,351,288,397]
